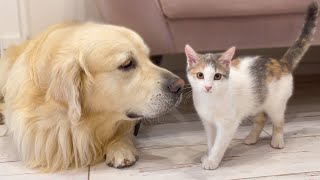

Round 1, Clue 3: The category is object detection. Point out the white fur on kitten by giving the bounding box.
[187,50,291,169]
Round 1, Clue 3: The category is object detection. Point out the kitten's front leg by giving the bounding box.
[201,121,239,170]
[202,121,216,152]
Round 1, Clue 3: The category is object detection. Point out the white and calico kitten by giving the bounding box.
[185,2,318,170]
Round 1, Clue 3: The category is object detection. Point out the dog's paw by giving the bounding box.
[106,145,138,168]
[201,154,220,170]
[271,135,284,149]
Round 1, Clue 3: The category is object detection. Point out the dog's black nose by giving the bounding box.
[168,78,185,93]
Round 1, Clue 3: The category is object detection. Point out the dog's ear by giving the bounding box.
[47,52,90,125]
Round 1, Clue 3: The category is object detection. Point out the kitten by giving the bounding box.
[185,2,318,170]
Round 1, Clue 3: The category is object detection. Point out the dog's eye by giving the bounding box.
[119,59,135,71]
[214,73,222,80]
[196,72,204,79]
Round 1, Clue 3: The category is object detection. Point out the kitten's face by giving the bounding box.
[185,45,235,94]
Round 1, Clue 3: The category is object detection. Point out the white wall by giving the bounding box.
[0,0,21,39]
[0,0,26,50]
[0,0,102,50]
[26,0,102,37]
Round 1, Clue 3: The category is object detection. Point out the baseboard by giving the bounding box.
[295,63,320,75]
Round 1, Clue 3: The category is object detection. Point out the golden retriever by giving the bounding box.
[0,23,184,172]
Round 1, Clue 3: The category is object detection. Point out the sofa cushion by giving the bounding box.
[159,0,318,19]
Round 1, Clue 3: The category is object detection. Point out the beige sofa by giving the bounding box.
[96,0,320,56]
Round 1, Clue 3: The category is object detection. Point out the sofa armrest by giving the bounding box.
[95,0,174,55]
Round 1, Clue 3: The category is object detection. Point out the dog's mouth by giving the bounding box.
[126,112,143,119]
[126,93,183,120]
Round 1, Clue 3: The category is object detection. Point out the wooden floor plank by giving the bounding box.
[240,171,320,180]
[0,161,89,179]
[91,118,320,179]
[137,120,270,149]
[0,135,20,163]
[264,119,320,138]
[91,136,320,180]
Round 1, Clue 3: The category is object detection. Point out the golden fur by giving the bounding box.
[0,23,182,172]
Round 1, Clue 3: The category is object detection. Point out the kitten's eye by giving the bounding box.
[119,58,135,71]
[196,72,204,79]
[214,73,222,80]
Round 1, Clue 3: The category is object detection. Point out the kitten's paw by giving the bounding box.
[106,144,138,168]
[201,155,220,170]
[244,135,258,145]
[201,154,207,163]
[271,135,284,149]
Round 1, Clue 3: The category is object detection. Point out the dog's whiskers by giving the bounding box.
[142,118,151,128]
[182,89,193,104]
[182,87,192,90]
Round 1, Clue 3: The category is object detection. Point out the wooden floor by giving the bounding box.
[0,75,319,180]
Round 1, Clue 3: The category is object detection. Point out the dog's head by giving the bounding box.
[47,23,184,124]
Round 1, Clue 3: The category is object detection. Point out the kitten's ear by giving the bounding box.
[219,46,236,68]
[185,44,198,67]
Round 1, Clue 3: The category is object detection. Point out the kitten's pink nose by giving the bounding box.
[205,86,212,91]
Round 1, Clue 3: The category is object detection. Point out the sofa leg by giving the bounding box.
[134,55,163,136]
[151,55,163,66]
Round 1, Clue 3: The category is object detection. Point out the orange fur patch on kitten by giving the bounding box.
[266,59,289,83]
[231,59,241,69]
[189,63,205,78]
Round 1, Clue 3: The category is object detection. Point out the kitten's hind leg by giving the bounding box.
[269,113,285,149]
[244,112,267,145]
[266,104,286,149]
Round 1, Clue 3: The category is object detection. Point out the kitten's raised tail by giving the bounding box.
[281,1,318,71]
